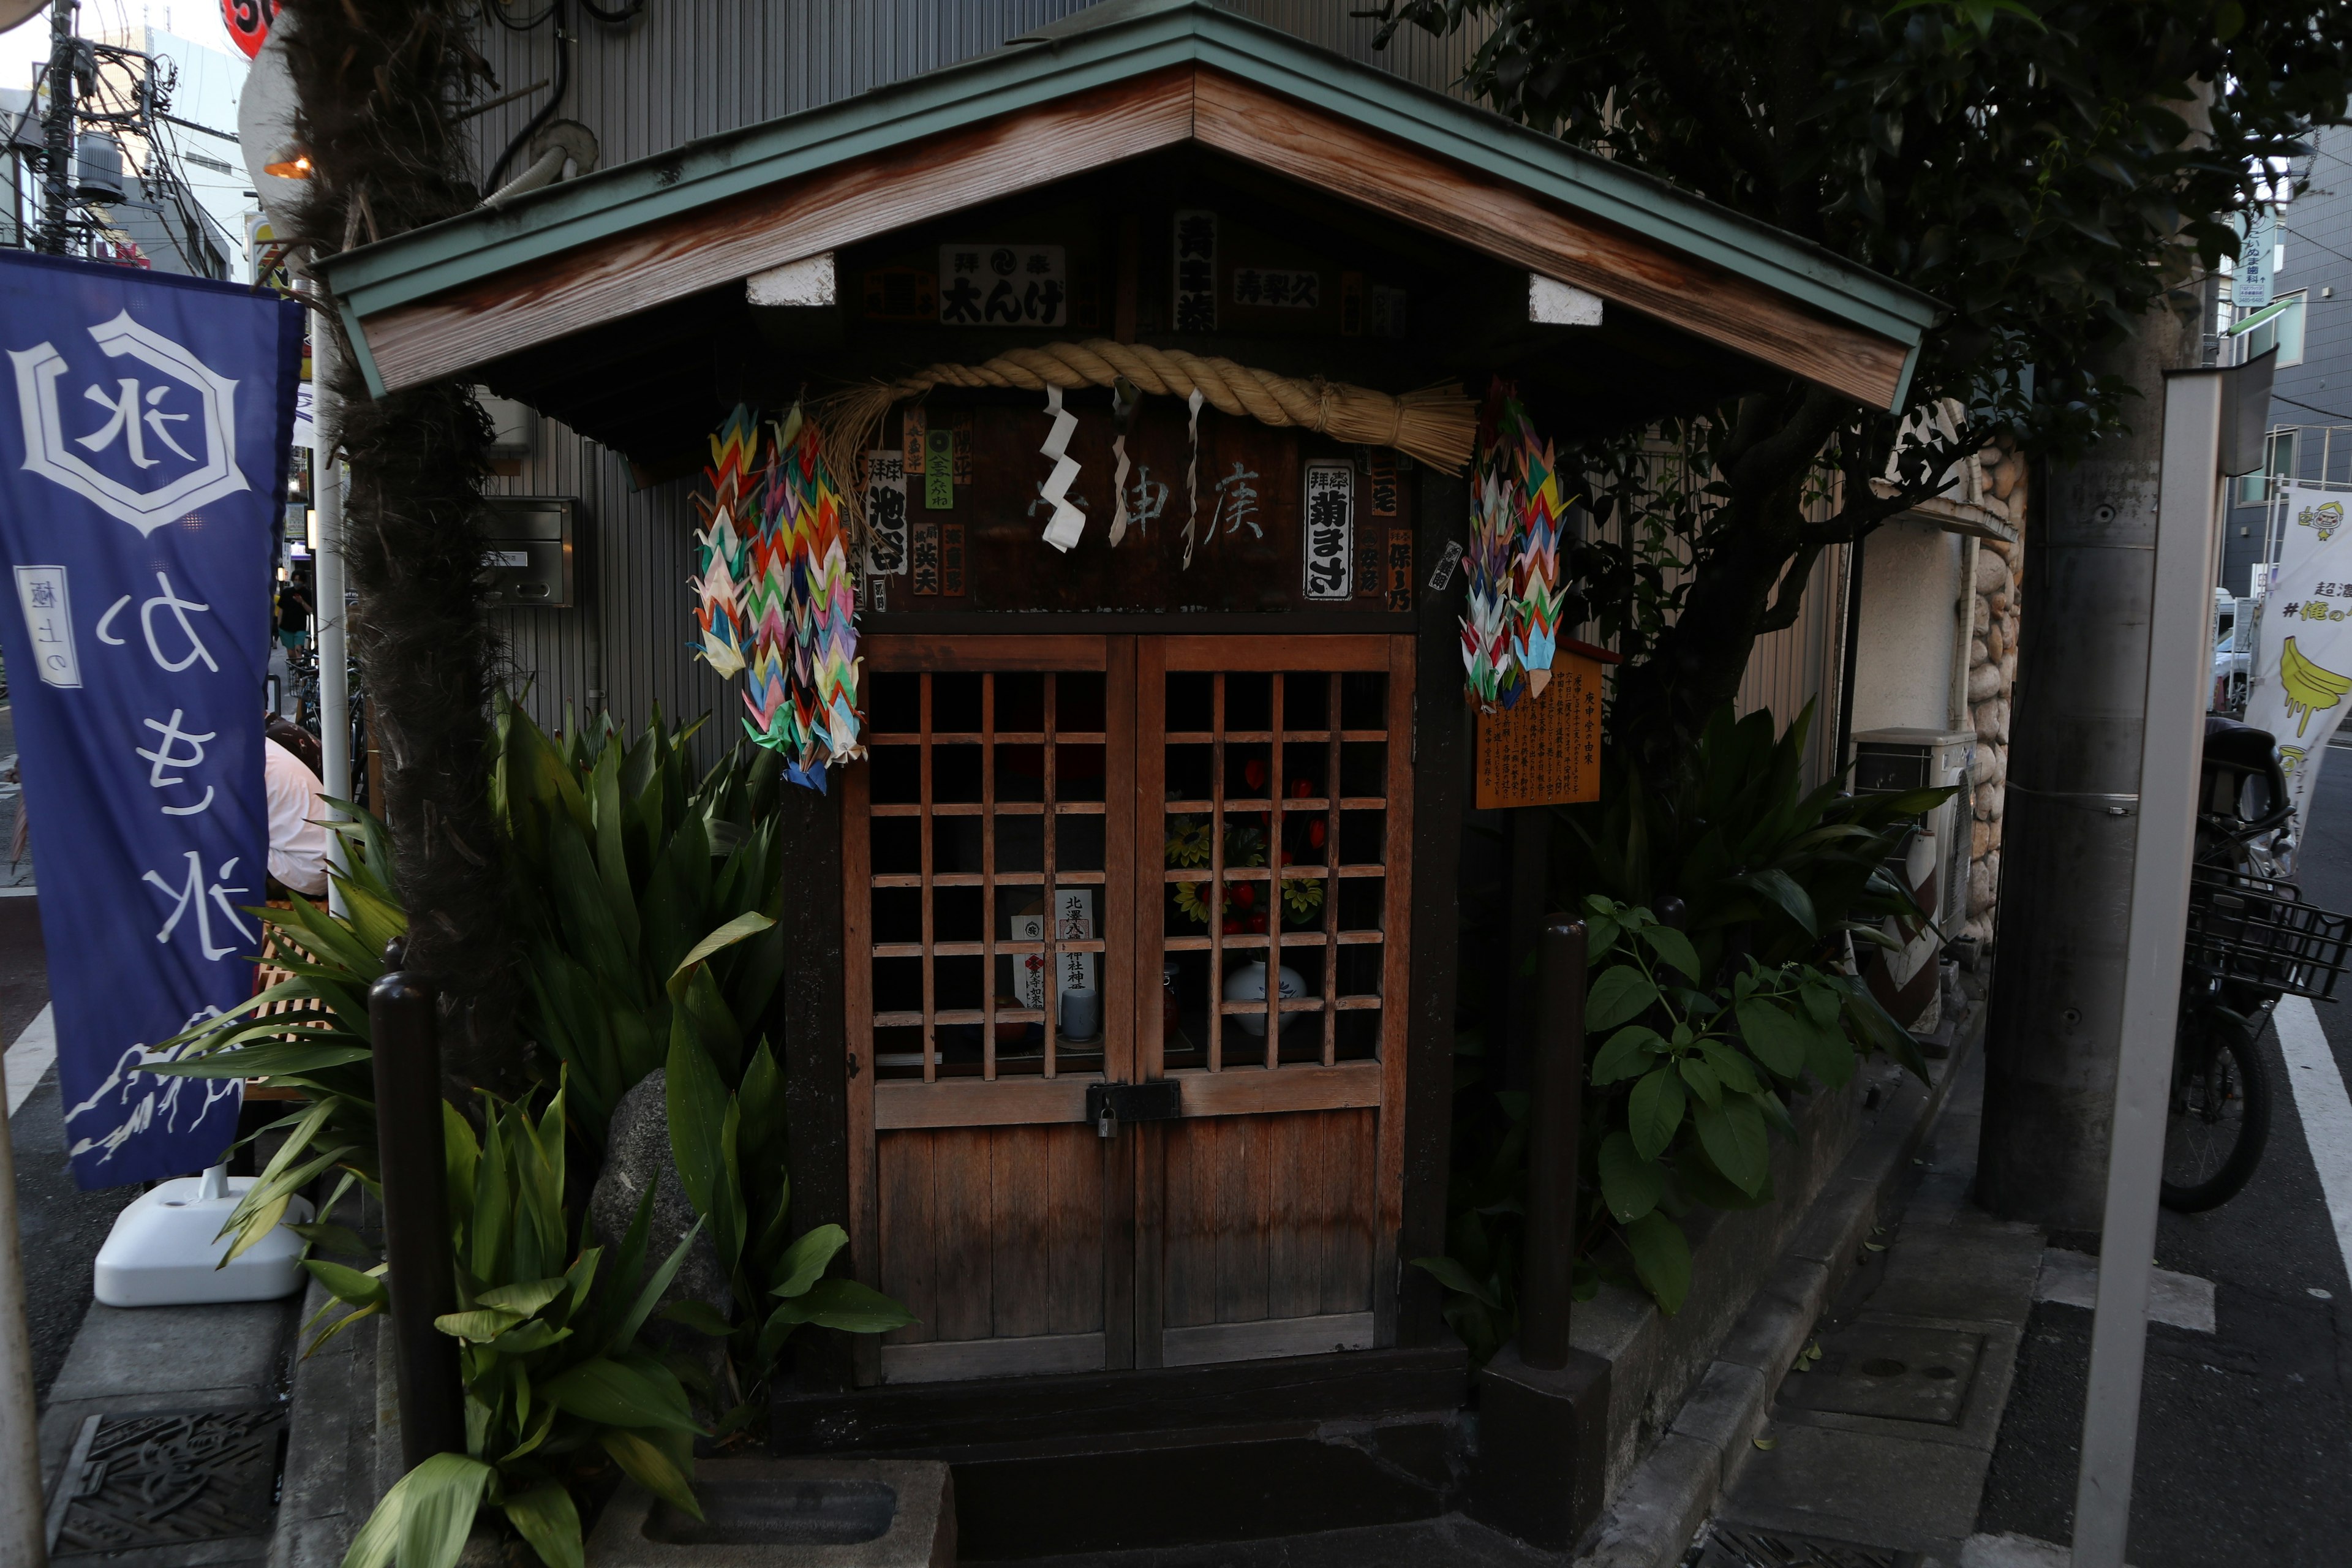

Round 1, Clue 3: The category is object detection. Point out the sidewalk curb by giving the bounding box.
[1574,1012,1986,1568]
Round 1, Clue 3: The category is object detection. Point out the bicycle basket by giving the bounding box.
[2185,868,2352,1001]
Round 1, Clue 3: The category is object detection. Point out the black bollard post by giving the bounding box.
[1520,916,1587,1370]
[1467,913,1608,1549]
[369,943,464,1469]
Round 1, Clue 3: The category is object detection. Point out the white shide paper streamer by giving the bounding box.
[1182,387,1206,569]
[1037,385,1087,552]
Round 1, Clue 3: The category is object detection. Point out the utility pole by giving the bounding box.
[39,0,75,255]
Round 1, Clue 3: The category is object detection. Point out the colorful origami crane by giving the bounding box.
[1461,382,1577,712]
[741,406,862,790]
[689,405,758,679]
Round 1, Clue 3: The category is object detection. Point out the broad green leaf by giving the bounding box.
[1623,1211,1692,1316]
[304,1259,388,1310]
[1678,1056,1722,1107]
[1806,1006,1859,1087]
[612,1218,705,1354]
[1697,1042,1762,1096]
[478,1276,570,1317]
[1596,1129,1664,1223]
[600,1429,703,1520]
[657,1299,737,1337]
[485,1319,572,1357]
[1636,923,1702,981]
[393,1453,494,1568]
[303,1300,381,1359]
[540,1357,703,1434]
[1842,986,1928,1080]
[339,1467,407,1568]
[1409,1254,1499,1308]
[1734,869,1817,936]
[664,1029,730,1222]
[769,1224,849,1300]
[500,1483,584,1568]
[1693,1097,1770,1196]
[1586,965,1660,1032]
[284,1221,371,1258]
[1627,1066,1687,1162]
[668,911,777,996]
[1734,998,1810,1079]
[434,1308,519,1343]
[1589,1025,1664,1085]
[772,1277,919,1334]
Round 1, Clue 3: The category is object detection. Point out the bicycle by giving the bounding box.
[2162,718,2352,1211]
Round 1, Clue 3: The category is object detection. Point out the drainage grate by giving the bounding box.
[1686,1522,1926,1567]
[1775,1322,1983,1424]
[46,1406,287,1556]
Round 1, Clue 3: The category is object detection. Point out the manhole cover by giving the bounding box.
[1776,1322,1984,1424]
[1686,1522,1926,1567]
[46,1406,286,1556]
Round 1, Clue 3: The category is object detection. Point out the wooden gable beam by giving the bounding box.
[360,69,1201,392]
[1187,74,1907,409]
[355,64,1911,410]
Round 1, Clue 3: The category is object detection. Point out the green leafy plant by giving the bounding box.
[657,1021,916,1428]
[1417,704,1948,1352]
[151,809,407,1262]
[319,1076,707,1568]
[1554,703,1952,975]
[496,697,787,1137]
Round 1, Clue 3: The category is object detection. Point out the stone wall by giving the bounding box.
[1963,439,2028,944]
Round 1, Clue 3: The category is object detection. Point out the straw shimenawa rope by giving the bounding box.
[809,339,1476,548]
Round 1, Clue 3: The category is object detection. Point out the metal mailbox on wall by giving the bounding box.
[484,496,577,608]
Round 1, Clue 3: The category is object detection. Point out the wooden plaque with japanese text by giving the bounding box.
[1473,652,1606,810]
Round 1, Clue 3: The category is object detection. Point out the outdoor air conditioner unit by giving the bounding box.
[1849,727,1974,1029]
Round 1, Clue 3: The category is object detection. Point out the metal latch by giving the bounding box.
[1087,1080,1182,1138]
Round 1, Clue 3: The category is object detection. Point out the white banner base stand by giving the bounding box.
[91,1164,312,1308]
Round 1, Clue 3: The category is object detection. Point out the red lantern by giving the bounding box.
[222,0,276,61]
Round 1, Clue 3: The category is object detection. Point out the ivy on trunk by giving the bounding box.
[279,0,523,1093]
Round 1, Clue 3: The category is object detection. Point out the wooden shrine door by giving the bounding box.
[845,634,1414,1385]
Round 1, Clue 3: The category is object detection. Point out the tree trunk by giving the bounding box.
[281,0,523,1094]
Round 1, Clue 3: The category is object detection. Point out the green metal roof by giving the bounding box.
[320,0,1942,402]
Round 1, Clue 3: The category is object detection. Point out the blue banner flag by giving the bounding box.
[0,252,303,1187]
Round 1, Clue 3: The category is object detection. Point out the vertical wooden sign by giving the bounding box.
[924,429,955,509]
[903,405,927,474]
[1384,527,1414,612]
[1303,461,1352,601]
[940,522,967,596]
[1474,651,1607,809]
[864,450,909,577]
[911,517,941,596]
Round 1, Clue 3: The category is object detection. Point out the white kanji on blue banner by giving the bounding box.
[0,252,302,1186]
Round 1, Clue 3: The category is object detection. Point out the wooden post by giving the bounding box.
[1520,917,1586,1370]
[369,951,464,1469]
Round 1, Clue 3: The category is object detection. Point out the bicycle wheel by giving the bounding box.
[2161,1005,2272,1212]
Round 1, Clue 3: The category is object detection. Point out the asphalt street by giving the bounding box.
[1978,750,2352,1565]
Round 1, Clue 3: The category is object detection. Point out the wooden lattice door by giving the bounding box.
[1134,636,1414,1366]
[844,634,1413,1385]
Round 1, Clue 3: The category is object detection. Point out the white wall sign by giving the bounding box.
[1303,461,1353,601]
[938,244,1066,327]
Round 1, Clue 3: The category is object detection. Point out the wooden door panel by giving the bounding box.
[1159,1109,1376,1329]
[1136,637,1411,1364]
[875,1122,1109,1382]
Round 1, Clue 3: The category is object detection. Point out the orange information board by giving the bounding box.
[1474,650,1607,809]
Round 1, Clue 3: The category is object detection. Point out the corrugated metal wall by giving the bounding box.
[1735,541,1849,792]
[470,1,1488,755]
